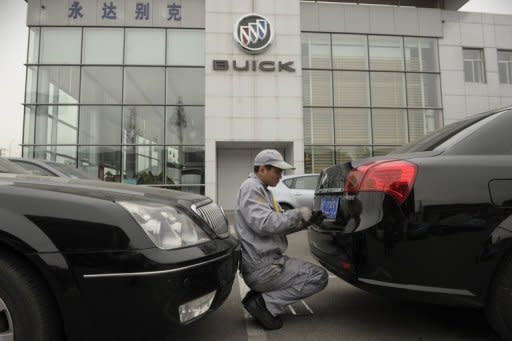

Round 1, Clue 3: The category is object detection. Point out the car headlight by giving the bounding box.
[118,201,210,249]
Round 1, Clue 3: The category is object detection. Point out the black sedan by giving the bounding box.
[0,158,239,341]
[308,108,512,339]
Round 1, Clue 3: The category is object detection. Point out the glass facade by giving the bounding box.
[23,27,205,194]
[302,33,443,173]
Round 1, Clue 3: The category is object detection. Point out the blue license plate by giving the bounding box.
[320,196,339,220]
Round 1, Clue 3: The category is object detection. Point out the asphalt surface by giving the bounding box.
[165,215,501,341]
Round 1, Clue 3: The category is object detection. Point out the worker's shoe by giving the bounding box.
[242,292,283,330]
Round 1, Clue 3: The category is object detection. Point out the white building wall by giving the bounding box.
[440,10,512,124]
[205,0,303,201]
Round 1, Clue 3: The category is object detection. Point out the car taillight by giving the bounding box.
[344,160,417,205]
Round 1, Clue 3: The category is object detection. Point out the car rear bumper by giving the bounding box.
[65,238,240,340]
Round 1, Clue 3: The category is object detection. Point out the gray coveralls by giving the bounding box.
[235,174,328,316]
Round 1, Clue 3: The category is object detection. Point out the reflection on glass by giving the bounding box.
[372,109,407,145]
[333,71,369,107]
[79,146,121,182]
[81,67,122,104]
[369,35,404,71]
[332,34,368,70]
[336,146,371,164]
[23,106,36,145]
[405,37,439,72]
[303,70,332,106]
[335,109,371,145]
[408,109,443,142]
[370,72,406,107]
[165,146,204,185]
[79,106,121,145]
[123,146,164,185]
[406,73,441,108]
[166,106,205,145]
[40,28,81,64]
[34,146,77,165]
[37,67,80,104]
[35,106,78,145]
[167,30,205,66]
[301,33,331,69]
[25,67,38,104]
[124,67,165,105]
[166,68,205,105]
[303,108,334,145]
[125,29,165,65]
[83,28,124,64]
[123,106,164,145]
[304,146,335,174]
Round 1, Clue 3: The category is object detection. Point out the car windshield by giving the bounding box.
[0,158,29,174]
[43,161,97,180]
[390,110,502,154]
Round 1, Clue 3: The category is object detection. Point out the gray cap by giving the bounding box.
[253,149,295,170]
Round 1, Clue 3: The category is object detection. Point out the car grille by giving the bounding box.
[195,202,229,238]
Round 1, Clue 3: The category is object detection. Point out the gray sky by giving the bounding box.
[0,0,512,157]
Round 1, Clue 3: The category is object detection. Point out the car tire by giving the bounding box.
[0,251,62,341]
[486,253,512,340]
[279,203,293,211]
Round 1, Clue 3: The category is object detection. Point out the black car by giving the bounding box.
[7,157,97,180]
[0,158,239,340]
[308,108,512,339]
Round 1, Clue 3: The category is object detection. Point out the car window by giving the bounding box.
[44,161,96,180]
[0,158,29,174]
[282,178,294,188]
[294,176,318,190]
[11,161,55,176]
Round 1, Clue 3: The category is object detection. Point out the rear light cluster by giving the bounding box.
[344,160,417,205]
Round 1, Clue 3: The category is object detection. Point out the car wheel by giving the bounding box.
[486,253,512,340]
[280,203,293,211]
[0,251,62,341]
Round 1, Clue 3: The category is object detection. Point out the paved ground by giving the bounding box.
[165,214,501,341]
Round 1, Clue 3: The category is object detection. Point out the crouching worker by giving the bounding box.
[235,149,328,330]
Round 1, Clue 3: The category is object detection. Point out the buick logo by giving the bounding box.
[234,14,273,54]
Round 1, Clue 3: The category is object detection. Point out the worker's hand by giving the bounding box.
[299,207,312,222]
[309,210,326,225]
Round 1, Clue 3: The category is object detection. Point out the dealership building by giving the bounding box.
[22,0,512,209]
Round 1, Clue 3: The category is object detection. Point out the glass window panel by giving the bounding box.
[123,106,164,145]
[463,48,486,83]
[406,73,441,108]
[165,146,205,185]
[304,146,335,174]
[83,28,124,64]
[124,67,165,105]
[25,66,38,104]
[23,146,34,159]
[303,70,332,106]
[79,106,121,145]
[372,109,407,145]
[370,72,406,107]
[81,67,122,104]
[408,109,443,142]
[123,146,165,185]
[372,146,396,157]
[498,50,512,84]
[303,108,334,145]
[334,108,371,144]
[333,71,370,107]
[28,27,40,64]
[166,68,204,105]
[166,106,205,145]
[405,37,439,72]
[301,33,331,69]
[369,36,404,71]
[335,146,371,164]
[40,28,81,64]
[35,106,78,145]
[35,146,77,165]
[167,30,205,66]
[37,67,80,104]
[23,106,36,145]
[125,29,165,65]
[78,146,121,182]
[332,34,368,70]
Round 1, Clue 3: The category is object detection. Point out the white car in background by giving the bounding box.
[269,173,319,210]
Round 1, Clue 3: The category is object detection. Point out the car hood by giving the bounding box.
[0,174,208,206]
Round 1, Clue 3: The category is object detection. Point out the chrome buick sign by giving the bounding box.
[234,14,273,54]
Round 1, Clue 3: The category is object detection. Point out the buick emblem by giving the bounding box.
[234,14,273,54]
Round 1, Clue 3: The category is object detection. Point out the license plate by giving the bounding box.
[320,196,339,220]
